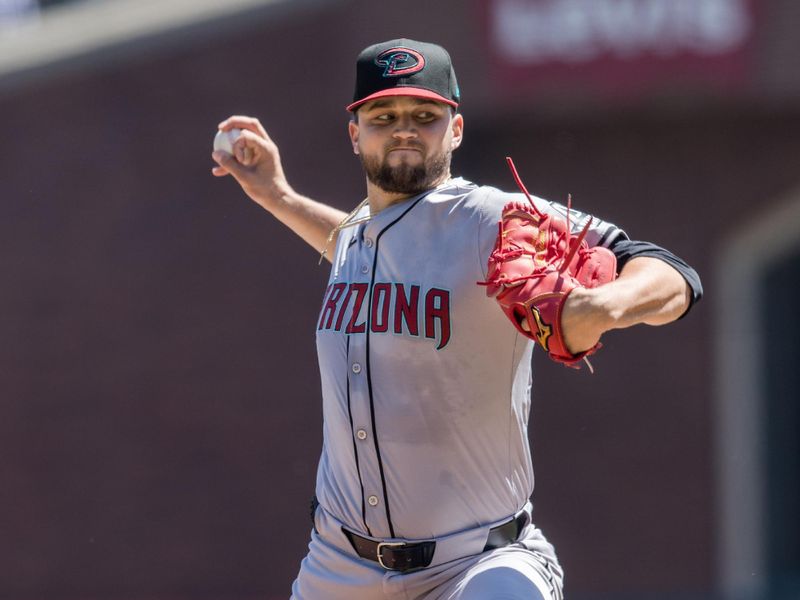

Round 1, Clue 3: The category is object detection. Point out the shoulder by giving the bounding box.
[418,179,501,221]
[431,180,516,219]
[468,182,629,249]
[445,181,556,226]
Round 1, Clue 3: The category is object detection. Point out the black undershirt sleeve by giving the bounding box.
[606,238,703,318]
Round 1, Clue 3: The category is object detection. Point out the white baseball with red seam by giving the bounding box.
[213,128,242,155]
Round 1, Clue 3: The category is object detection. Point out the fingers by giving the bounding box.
[211,164,229,177]
[212,116,283,193]
[218,115,268,139]
[232,129,261,166]
[211,129,262,171]
[211,150,240,177]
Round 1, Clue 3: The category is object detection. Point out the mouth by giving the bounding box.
[386,147,425,162]
[387,142,425,153]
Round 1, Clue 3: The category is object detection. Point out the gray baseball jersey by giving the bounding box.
[313,176,624,544]
[317,179,624,539]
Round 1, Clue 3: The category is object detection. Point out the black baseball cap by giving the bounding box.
[347,38,460,112]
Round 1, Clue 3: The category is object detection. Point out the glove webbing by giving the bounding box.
[505,156,594,275]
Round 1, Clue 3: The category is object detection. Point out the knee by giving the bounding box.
[456,566,548,600]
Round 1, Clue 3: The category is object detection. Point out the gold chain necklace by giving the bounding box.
[317,179,451,264]
[318,197,377,264]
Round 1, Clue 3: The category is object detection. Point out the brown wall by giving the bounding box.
[2,0,799,598]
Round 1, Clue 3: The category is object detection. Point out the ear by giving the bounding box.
[348,119,360,155]
[450,113,464,151]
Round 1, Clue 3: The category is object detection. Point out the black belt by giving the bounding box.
[342,509,530,573]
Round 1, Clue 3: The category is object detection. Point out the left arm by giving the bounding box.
[561,256,693,354]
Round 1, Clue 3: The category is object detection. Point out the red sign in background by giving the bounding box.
[481,0,760,103]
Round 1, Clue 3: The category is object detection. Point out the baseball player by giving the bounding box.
[211,39,702,600]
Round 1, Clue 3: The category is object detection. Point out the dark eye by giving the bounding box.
[415,111,438,123]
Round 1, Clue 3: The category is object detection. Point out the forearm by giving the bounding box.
[210,116,348,262]
[260,184,348,261]
[597,256,691,327]
[562,256,692,353]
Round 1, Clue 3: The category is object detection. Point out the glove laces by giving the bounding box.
[505,156,594,274]
[504,157,599,373]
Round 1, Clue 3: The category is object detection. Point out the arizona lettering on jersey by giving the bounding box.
[317,282,451,349]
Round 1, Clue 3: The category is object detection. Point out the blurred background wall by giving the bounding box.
[1,0,798,599]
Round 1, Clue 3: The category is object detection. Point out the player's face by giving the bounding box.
[348,97,464,195]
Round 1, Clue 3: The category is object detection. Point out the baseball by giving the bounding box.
[213,128,242,155]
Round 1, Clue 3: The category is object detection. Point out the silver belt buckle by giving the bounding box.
[376,541,407,570]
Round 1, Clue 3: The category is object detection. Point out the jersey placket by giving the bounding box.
[345,222,393,538]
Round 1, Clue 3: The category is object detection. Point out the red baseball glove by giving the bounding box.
[479,158,617,369]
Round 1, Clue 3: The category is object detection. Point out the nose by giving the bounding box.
[392,115,418,140]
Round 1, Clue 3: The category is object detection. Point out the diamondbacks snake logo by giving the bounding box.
[375,48,426,77]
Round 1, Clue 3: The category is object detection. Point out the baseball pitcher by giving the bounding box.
[211,39,703,600]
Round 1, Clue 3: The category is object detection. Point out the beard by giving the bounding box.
[360,144,451,195]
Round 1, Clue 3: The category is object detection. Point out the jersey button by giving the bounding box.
[364,238,374,248]
[367,495,379,507]
[351,363,362,374]
[356,429,367,440]
[360,265,369,274]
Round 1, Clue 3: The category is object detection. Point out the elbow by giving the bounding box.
[644,281,693,326]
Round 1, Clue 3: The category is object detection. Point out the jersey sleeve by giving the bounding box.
[543,197,704,317]
[608,238,704,317]
[537,195,628,249]
[473,184,702,318]
[474,186,628,271]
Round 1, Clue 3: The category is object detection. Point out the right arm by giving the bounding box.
[211,115,347,262]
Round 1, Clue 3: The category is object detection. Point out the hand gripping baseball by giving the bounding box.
[479,158,617,370]
[211,115,291,211]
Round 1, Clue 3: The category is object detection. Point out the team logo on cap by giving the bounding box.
[375,47,426,77]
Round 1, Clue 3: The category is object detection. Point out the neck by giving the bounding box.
[365,172,452,213]
[366,183,414,213]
